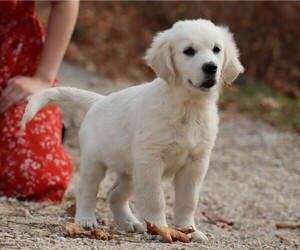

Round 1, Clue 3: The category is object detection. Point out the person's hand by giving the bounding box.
[0,1,78,114]
[0,76,52,113]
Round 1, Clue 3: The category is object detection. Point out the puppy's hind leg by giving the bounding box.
[108,173,144,233]
[75,156,106,229]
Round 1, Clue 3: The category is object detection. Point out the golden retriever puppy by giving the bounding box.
[21,19,244,242]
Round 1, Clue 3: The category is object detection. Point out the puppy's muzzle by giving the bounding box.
[200,62,217,90]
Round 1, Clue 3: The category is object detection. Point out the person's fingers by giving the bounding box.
[10,91,28,105]
[0,83,15,98]
[16,95,32,105]
[0,84,16,112]
[0,97,25,113]
[7,76,22,85]
[0,87,27,113]
[0,99,14,113]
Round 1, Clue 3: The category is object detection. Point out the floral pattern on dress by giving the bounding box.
[0,1,73,202]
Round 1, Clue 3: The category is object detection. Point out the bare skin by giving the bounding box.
[0,1,79,113]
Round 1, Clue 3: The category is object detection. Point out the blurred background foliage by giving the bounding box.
[37,1,300,132]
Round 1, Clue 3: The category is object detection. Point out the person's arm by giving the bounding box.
[35,0,79,84]
[0,1,79,113]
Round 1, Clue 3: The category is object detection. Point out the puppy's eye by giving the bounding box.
[183,47,195,56]
[213,46,220,54]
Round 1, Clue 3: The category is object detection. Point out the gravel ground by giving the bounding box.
[0,62,299,250]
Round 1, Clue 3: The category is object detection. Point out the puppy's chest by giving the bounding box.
[162,115,213,167]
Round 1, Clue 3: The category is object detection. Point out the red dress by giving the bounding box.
[0,1,73,202]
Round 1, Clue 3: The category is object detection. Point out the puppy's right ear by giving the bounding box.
[220,26,244,85]
[144,30,175,83]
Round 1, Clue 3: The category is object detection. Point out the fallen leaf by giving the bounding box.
[172,226,196,235]
[202,211,234,227]
[276,234,300,244]
[221,114,236,122]
[273,80,300,99]
[145,220,194,243]
[276,222,300,230]
[66,203,76,217]
[62,222,90,237]
[216,222,229,229]
[259,96,280,110]
[91,229,113,240]
[218,99,230,110]
[62,222,113,240]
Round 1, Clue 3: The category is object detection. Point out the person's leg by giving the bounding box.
[0,105,73,203]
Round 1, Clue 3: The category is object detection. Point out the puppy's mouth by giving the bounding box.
[188,79,216,91]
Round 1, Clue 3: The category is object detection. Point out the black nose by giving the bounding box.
[202,63,217,75]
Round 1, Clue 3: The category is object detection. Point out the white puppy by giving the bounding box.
[21,19,244,242]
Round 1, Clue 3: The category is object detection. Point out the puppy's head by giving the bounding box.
[145,19,244,92]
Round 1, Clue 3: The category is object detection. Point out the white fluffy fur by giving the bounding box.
[21,19,244,242]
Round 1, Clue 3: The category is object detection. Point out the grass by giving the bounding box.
[220,81,300,133]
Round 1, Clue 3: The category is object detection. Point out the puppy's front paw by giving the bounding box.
[144,232,163,241]
[191,230,208,242]
[119,221,145,233]
[75,216,98,229]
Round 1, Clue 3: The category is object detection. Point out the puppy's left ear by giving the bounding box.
[144,29,176,83]
[220,26,244,84]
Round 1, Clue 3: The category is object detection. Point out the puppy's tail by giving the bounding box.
[20,87,104,131]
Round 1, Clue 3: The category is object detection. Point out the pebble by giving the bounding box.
[206,233,215,239]
[0,218,8,226]
[2,232,14,238]
[90,246,99,250]
[0,196,8,202]
[49,239,57,244]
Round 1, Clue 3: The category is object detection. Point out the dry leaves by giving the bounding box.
[221,113,236,122]
[273,80,300,99]
[62,222,113,240]
[66,203,76,217]
[276,235,300,244]
[276,222,300,230]
[259,97,280,110]
[202,211,234,228]
[275,222,300,244]
[145,220,194,243]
